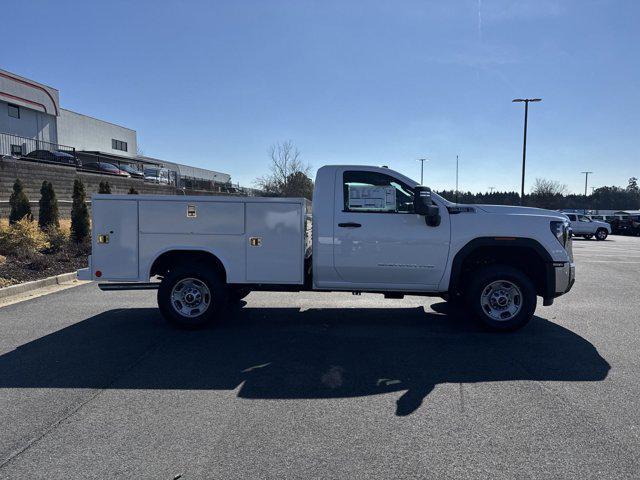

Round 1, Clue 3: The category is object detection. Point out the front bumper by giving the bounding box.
[554,261,575,296]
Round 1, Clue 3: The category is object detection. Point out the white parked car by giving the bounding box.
[78,165,575,332]
[564,213,611,240]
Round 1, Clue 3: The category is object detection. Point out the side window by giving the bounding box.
[567,214,576,221]
[8,103,20,118]
[578,215,590,222]
[343,171,414,213]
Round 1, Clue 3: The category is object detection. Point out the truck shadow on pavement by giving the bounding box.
[0,303,610,416]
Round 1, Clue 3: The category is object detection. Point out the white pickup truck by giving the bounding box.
[564,213,611,240]
[78,165,575,331]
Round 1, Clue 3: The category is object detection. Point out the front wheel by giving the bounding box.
[466,265,537,331]
[157,264,228,329]
[595,228,608,241]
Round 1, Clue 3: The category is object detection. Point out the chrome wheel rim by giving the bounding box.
[170,278,211,318]
[597,230,606,239]
[480,280,523,322]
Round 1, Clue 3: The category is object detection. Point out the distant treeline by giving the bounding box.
[437,177,640,211]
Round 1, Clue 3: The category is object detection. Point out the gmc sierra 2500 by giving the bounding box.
[78,165,575,331]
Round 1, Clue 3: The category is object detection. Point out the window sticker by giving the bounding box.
[348,185,397,211]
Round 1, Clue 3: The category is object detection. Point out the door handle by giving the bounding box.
[338,222,362,228]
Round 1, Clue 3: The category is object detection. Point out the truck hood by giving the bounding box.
[468,204,568,220]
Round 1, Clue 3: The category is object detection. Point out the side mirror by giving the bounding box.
[425,204,441,227]
[413,186,431,215]
[414,186,441,227]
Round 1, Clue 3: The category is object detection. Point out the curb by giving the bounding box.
[0,272,79,300]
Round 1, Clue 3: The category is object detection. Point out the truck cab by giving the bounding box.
[79,165,575,331]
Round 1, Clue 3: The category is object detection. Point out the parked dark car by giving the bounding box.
[25,149,80,166]
[82,162,131,177]
[118,164,144,178]
[609,215,640,236]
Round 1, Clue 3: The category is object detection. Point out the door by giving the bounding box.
[92,199,139,280]
[567,214,591,234]
[576,214,594,234]
[246,202,303,284]
[333,169,450,288]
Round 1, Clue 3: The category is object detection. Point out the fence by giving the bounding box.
[0,132,76,161]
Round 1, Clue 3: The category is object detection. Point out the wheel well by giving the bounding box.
[150,250,227,282]
[452,244,549,298]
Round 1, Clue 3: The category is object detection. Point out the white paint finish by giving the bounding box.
[91,200,139,280]
[90,194,308,285]
[564,213,611,235]
[437,208,572,291]
[85,166,575,302]
[332,166,451,288]
[246,202,304,283]
[57,109,137,157]
[311,166,339,286]
[139,201,244,235]
[139,233,246,283]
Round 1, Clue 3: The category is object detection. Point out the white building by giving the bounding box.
[1,67,231,188]
[57,109,137,158]
[1,68,135,158]
[0,68,59,150]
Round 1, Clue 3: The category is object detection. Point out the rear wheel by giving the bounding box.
[466,265,536,331]
[595,228,608,241]
[158,264,228,329]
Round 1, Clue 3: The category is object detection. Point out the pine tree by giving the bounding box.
[38,181,60,231]
[9,179,32,224]
[98,181,112,194]
[71,179,90,242]
[128,186,139,194]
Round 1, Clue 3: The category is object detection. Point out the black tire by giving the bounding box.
[157,263,228,329]
[466,265,536,332]
[595,228,608,241]
[229,287,251,302]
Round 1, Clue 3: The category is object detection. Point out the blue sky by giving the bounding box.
[3,0,639,193]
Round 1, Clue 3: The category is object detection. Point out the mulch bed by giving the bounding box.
[0,248,88,287]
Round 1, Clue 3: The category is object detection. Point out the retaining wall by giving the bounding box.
[0,157,235,217]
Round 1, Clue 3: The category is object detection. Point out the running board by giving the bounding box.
[98,282,160,291]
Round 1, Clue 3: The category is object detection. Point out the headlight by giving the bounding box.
[550,221,570,247]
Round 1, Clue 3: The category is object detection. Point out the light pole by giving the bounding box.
[418,158,427,184]
[455,155,459,203]
[513,98,542,205]
[581,171,593,196]
[488,186,496,194]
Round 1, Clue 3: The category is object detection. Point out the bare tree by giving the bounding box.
[254,141,313,199]
[531,178,568,197]
[529,178,568,209]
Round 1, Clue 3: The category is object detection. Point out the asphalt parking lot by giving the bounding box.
[0,236,639,479]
